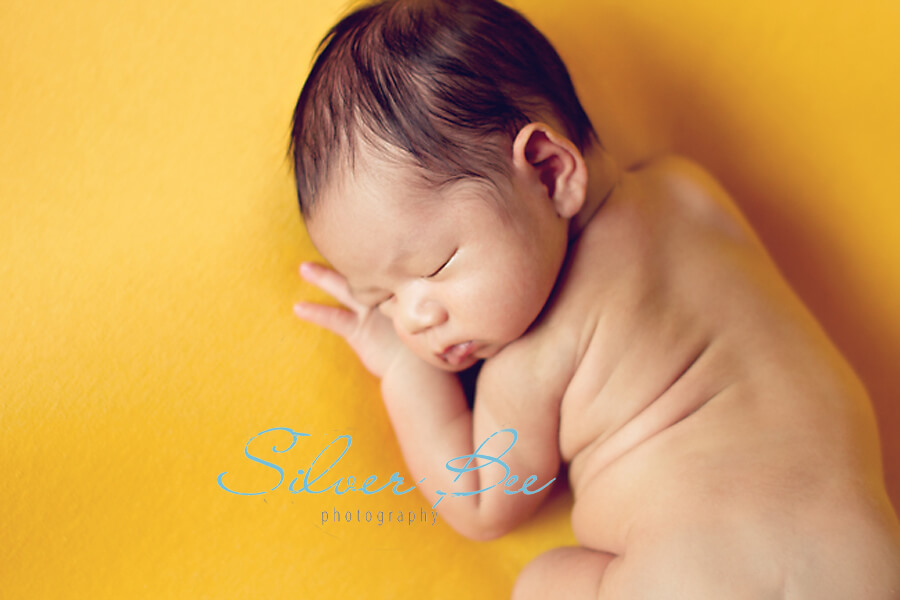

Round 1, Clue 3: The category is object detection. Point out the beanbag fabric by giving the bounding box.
[2,0,898,597]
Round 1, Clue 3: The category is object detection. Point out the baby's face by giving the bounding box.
[307,156,569,371]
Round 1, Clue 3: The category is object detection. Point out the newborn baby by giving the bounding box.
[290,0,900,597]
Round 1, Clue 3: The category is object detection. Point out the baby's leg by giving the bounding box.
[511,546,617,599]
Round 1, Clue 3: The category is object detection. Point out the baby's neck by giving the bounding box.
[569,148,624,240]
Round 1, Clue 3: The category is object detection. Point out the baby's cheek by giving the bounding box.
[392,324,415,348]
[393,326,430,359]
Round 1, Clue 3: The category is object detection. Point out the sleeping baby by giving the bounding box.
[290,0,900,597]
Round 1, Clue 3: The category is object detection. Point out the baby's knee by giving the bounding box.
[512,546,615,600]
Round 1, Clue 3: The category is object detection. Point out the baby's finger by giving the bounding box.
[293,302,357,339]
[299,262,363,311]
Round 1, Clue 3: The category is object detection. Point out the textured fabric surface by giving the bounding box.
[3,0,899,597]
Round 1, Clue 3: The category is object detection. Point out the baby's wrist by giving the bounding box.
[380,344,416,384]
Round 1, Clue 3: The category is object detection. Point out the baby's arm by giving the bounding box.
[295,262,561,540]
[381,339,562,540]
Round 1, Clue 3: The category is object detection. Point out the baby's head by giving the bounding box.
[291,0,599,370]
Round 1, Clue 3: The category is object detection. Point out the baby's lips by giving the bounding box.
[440,341,475,366]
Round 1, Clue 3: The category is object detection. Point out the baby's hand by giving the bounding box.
[294,262,404,378]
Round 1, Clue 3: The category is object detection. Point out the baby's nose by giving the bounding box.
[397,295,448,335]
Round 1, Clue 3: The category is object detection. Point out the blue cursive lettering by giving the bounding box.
[217,427,310,496]
[218,427,555,505]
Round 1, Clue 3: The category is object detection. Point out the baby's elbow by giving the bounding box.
[456,522,511,542]
[442,491,548,541]
[449,513,517,542]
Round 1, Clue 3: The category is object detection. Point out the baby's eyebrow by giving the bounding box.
[346,247,419,299]
[345,239,440,299]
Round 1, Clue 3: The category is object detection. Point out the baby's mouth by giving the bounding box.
[439,341,476,366]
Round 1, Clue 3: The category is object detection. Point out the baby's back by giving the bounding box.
[548,155,900,597]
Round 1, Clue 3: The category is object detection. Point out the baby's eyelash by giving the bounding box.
[426,249,457,278]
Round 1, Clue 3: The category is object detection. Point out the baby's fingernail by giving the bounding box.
[299,263,314,277]
[293,303,307,316]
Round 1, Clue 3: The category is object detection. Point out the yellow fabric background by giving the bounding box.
[2,0,898,597]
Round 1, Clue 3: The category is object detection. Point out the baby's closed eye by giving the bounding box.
[425,248,458,279]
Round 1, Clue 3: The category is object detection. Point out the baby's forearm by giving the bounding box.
[379,348,537,540]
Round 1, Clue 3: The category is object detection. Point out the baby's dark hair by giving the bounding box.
[289,0,598,216]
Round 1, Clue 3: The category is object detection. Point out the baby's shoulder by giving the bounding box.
[479,304,583,407]
[631,153,751,238]
[478,275,594,409]
[629,153,719,191]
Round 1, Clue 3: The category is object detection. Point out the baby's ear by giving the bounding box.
[512,122,587,218]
